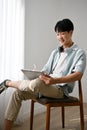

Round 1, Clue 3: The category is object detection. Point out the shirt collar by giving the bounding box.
[58,44,79,53]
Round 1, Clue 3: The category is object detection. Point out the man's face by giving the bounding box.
[56,31,73,47]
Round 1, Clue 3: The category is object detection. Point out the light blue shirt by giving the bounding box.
[42,44,86,96]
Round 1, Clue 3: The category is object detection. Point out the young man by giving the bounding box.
[0,18,86,130]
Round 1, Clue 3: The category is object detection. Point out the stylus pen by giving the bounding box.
[33,64,37,70]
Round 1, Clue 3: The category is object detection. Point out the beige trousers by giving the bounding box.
[5,78,64,121]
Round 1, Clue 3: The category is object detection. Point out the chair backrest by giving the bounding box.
[78,80,83,104]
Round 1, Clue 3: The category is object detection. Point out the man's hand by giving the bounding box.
[39,73,55,85]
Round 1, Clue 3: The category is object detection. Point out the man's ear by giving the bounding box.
[70,30,73,34]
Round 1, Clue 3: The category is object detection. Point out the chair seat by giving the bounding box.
[34,96,79,104]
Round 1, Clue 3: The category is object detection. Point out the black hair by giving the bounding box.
[54,18,74,32]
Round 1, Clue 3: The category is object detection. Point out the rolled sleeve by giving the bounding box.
[72,50,86,74]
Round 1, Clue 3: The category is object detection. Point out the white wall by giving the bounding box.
[24,0,87,103]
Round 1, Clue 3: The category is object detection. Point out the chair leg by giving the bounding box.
[61,106,65,128]
[46,105,50,130]
[30,100,34,130]
[80,104,84,130]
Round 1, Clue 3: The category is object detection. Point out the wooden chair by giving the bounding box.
[30,80,84,130]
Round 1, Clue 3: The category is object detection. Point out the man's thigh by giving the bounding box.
[29,78,64,98]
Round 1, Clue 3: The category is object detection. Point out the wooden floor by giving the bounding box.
[12,103,87,130]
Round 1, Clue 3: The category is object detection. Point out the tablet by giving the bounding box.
[21,69,42,80]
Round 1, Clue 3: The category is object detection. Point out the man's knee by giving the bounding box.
[29,78,44,92]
